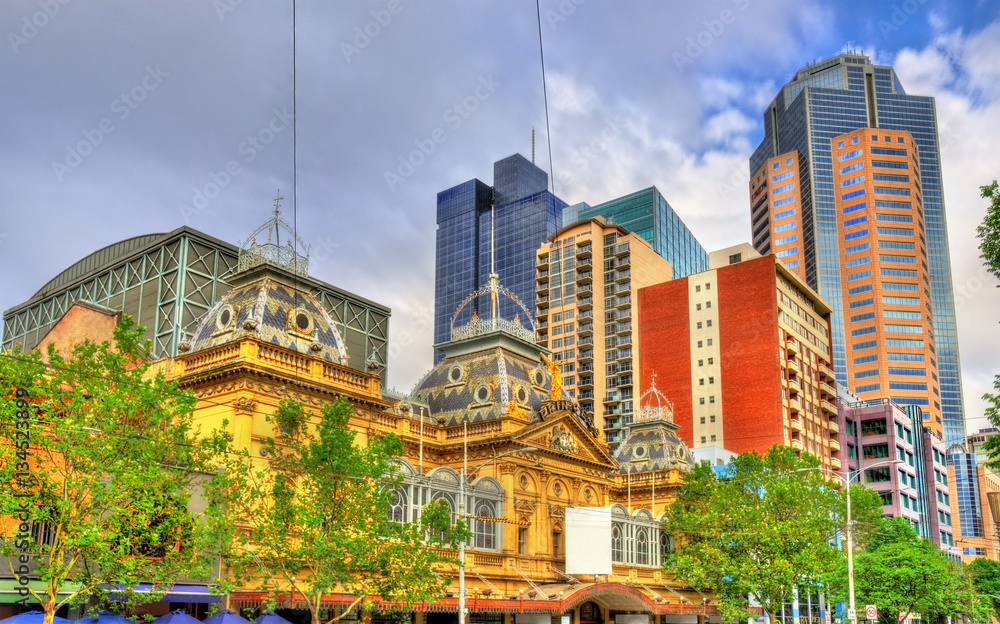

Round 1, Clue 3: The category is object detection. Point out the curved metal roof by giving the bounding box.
[32,233,168,298]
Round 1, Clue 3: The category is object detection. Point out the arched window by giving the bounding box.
[636,528,649,565]
[660,531,675,557]
[611,523,623,562]
[388,489,406,522]
[474,501,496,548]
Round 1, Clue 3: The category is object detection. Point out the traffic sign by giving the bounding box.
[865,606,878,620]
[847,609,857,621]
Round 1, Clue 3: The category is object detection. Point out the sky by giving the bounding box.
[2,0,999,434]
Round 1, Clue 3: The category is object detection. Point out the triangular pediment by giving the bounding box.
[512,400,618,470]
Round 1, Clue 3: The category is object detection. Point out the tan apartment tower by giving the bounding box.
[831,128,942,437]
[639,244,840,472]
[536,217,673,447]
[749,150,809,283]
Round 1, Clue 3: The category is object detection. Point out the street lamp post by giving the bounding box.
[799,458,902,622]
[457,414,537,624]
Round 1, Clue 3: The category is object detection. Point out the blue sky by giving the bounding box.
[2,0,999,433]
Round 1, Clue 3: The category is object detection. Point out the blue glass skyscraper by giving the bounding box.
[750,53,966,446]
[434,154,565,363]
[576,186,708,278]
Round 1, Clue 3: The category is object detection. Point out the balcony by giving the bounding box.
[536,269,549,280]
[614,270,631,283]
[617,348,633,361]
[786,358,801,375]
[578,376,594,388]
[578,322,594,335]
[617,255,631,268]
[820,381,837,400]
[616,322,632,334]
[789,400,803,415]
[577,283,594,296]
[578,336,594,346]
[576,244,592,258]
[617,375,633,387]
[578,390,595,399]
[617,307,632,321]
[785,340,800,357]
[614,242,630,256]
[579,350,594,362]
[786,377,801,396]
[819,362,836,383]
[576,270,593,283]
[821,399,838,417]
[790,418,804,434]
[828,420,840,434]
[537,255,549,268]
[603,418,621,430]
[537,281,549,295]
[615,295,632,308]
[578,310,594,320]
[537,295,549,309]
[578,363,594,372]
[830,456,842,470]
[791,438,804,451]
[829,437,841,452]
[605,391,622,404]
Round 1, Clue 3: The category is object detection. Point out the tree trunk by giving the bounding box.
[44,599,58,624]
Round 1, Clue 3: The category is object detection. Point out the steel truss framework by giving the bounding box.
[3,228,389,380]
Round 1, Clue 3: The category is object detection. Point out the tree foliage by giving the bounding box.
[663,445,883,624]
[979,180,1000,468]
[967,558,1000,621]
[824,517,991,624]
[212,397,467,624]
[0,317,226,624]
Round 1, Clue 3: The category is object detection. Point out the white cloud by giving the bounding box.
[546,72,600,115]
[893,21,1000,428]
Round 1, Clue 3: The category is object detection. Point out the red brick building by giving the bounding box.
[638,244,841,471]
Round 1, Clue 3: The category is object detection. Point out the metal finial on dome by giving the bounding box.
[448,273,536,343]
[634,373,675,424]
[237,194,311,277]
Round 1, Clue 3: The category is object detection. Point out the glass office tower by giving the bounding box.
[749,53,965,445]
[434,154,565,363]
[578,186,709,278]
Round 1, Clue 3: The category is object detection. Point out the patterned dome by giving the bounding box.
[182,275,348,365]
[614,378,694,473]
[411,342,552,427]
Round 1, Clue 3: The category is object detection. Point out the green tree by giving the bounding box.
[212,397,467,624]
[967,558,1000,620]
[663,445,883,624]
[978,180,1000,468]
[824,517,990,624]
[0,317,227,624]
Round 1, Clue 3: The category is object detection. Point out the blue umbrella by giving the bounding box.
[150,612,201,624]
[75,612,136,624]
[255,614,293,624]
[203,610,253,624]
[0,611,72,624]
